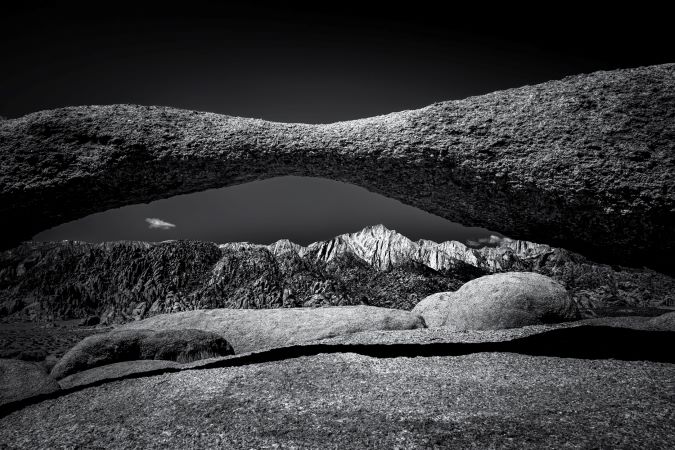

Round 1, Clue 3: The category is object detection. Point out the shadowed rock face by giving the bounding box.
[1,64,673,269]
[50,328,235,380]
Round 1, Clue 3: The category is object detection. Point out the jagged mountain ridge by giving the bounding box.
[235,224,549,274]
[1,225,673,324]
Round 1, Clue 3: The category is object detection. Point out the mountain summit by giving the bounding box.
[264,224,551,273]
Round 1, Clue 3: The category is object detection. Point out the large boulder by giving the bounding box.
[119,306,426,353]
[413,272,578,330]
[51,329,234,380]
[0,359,60,407]
[409,292,454,328]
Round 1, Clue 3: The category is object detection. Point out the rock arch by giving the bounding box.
[1,64,673,271]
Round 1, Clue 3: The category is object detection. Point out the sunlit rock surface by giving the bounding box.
[412,272,578,330]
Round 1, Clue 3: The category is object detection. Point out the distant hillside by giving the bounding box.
[1,225,673,323]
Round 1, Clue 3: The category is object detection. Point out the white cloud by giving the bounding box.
[145,218,176,230]
[466,234,512,247]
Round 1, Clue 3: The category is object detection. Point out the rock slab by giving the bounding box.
[119,306,427,353]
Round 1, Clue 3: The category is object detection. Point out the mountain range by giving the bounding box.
[1,225,673,324]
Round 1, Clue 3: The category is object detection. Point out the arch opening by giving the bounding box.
[2,64,674,274]
[32,176,503,246]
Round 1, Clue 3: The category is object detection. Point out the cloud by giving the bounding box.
[466,234,512,248]
[145,218,176,230]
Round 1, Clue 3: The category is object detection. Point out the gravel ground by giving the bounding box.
[1,352,673,449]
[0,321,108,363]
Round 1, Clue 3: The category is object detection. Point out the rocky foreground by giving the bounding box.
[2,65,674,269]
[1,352,673,449]
[1,63,674,447]
[1,300,673,448]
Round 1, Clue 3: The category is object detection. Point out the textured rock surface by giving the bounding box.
[118,306,426,353]
[650,311,675,331]
[58,360,184,390]
[1,64,673,269]
[314,316,669,346]
[407,292,454,327]
[50,328,234,379]
[1,353,673,448]
[0,359,60,407]
[414,272,578,330]
[10,317,675,397]
[2,225,673,324]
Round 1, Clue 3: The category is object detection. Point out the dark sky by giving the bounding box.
[5,4,673,245]
[34,177,502,246]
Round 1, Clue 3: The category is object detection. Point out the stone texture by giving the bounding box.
[1,226,673,324]
[50,328,234,379]
[118,306,427,353]
[407,292,454,327]
[1,64,673,270]
[1,353,673,448]
[0,358,60,407]
[58,360,184,390]
[414,272,579,330]
[649,311,675,331]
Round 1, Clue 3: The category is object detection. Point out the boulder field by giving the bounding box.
[1,64,673,271]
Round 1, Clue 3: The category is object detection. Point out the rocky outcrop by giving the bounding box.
[50,328,234,379]
[118,306,427,353]
[1,64,673,270]
[0,359,60,407]
[413,273,578,330]
[649,311,675,331]
[1,225,673,323]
